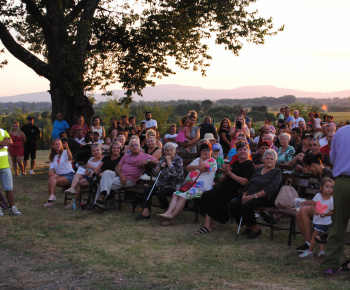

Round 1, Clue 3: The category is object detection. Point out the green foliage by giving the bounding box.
[201,100,214,113]
[207,105,241,122]
[249,106,275,122]
[101,97,130,126]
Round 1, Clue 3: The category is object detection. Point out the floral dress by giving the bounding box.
[277,145,295,164]
[174,157,217,200]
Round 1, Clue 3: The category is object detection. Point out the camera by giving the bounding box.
[236,121,242,129]
[61,137,68,144]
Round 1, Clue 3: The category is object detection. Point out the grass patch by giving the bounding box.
[0,150,349,288]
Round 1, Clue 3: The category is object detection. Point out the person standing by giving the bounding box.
[321,125,350,274]
[21,116,41,174]
[142,111,157,130]
[8,121,26,176]
[0,128,22,216]
[51,112,70,140]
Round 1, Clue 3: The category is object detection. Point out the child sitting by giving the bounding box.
[299,178,334,258]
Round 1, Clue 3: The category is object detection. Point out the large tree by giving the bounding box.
[0,0,282,125]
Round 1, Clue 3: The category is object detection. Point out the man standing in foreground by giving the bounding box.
[321,125,350,274]
[0,128,22,216]
[21,116,41,174]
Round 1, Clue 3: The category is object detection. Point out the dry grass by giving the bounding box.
[0,150,349,288]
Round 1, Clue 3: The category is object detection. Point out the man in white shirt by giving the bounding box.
[74,129,85,145]
[142,112,157,130]
[291,110,305,129]
[163,125,178,144]
[319,123,336,147]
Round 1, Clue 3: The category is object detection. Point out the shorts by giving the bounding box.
[59,172,74,184]
[83,175,93,185]
[313,223,330,234]
[24,143,37,160]
[0,167,13,191]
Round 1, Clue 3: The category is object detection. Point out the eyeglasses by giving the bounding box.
[130,144,139,148]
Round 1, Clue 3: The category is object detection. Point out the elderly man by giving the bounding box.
[291,110,305,129]
[319,123,336,147]
[95,139,157,207]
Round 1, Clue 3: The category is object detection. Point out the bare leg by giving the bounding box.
[70,174,83,190]
[309,230,320,251]
[11,156,17,175]
[296,206,313,243]
[169,196,186,218]
[5,190,15,207]
[164,194,180,215]
[16,156,24,174]
[23,160,28,172]
[31,159,35,171]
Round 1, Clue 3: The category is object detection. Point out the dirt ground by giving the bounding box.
[0,250,132,289]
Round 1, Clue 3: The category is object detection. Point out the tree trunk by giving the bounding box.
[49,82,94,127]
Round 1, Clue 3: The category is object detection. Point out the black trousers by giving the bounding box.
[229,196,274,227]
[141,186,176,210]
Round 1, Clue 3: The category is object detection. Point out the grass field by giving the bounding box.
[0,151,349,289]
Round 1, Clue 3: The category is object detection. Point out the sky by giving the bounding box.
[0,0,350,97]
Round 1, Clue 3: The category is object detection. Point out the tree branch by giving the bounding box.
[0,21,50,78]
[21,0,50,36]
[66,0,89,22]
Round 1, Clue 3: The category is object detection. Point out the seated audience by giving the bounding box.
[319,123,336,147]
[298,120,306,132]
[262,134,278,152]
[157,143,217,225]
[291,131,312,168]
[276,133,295,165]
[43,139,74,207]
[70,115,90,138]
[64,143,103,207]
[229,150,282,239]
[110,128,118,143]
[196,141,255,234]
[320,131,335,157]
[260,118,276,134]
[74,129,85,145]
[59,131,80,158]
[144,137,162,160]
[135,142,185,221]
[94,139,157,207]
[204,133,223,158]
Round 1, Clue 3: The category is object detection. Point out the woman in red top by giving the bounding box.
[9,121,27,176]
[70,115,90,138]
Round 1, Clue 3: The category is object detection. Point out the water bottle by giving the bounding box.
[72,198,76,210]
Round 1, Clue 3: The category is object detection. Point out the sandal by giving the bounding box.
[195,227,211,234]
[315,233,328,244]
[341,259,350,271]
[43,200,54,207]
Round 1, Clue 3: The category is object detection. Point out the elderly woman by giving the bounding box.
[277,133,295,165]
[229,114,250,149]
[157,142,217,225]
[196,141,255,234]
[144,136,162,160]
[141,129,163,150]
[43,139,74,207]
[136,142,185,220]
[253,141,271,169]
[229,150,282,239]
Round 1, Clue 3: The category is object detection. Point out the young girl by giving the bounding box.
[175,116,193,152]
[64,143,103,208]
[314,112,321,129]
[299,178,334,258]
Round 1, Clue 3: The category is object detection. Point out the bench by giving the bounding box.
[256,176,319,245]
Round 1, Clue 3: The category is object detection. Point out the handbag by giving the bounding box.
[274,179,299,209]
[178,172,202,192]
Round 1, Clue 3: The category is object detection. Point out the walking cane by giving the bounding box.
[146,167,163,201]
[236,215,243,241]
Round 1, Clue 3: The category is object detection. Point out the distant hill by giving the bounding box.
[0,84,349,103]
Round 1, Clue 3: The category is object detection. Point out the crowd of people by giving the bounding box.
[1,107,349,275]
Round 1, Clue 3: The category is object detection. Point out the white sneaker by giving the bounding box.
[9,206,22,216]
[64,188,76,194]
[0,207,3,217]
[30,170,34,174]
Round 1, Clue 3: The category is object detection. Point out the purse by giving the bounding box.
[274,179,299,209]
[178,172,202,192]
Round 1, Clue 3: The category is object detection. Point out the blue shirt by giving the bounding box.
[330,125,350,177]
[52,119,70,139]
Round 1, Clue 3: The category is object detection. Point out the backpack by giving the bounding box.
[274,179,298,209]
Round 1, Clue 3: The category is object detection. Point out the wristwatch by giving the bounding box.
[254,193,258,199]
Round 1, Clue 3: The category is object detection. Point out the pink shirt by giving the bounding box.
[119,152,156,182]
